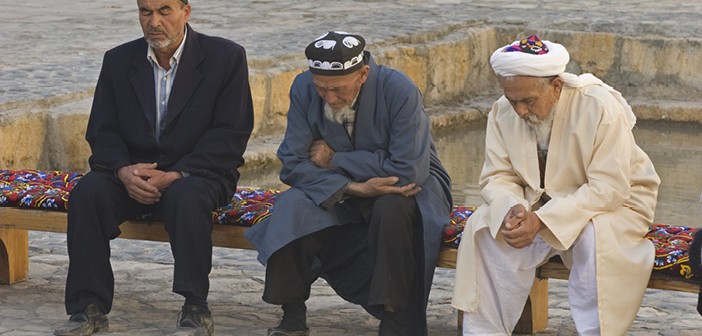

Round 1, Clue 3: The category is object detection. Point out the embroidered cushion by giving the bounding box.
[0,169,81,210]
[648,223,698,280]
[0,170,281,226]
[1,169,698,282]
[441,206,475,248]
[213,187,278,226]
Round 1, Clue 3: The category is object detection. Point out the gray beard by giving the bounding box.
[324,103,355,124]
[527,108,556,150]
[145,28,178,50]
[146,37,175,50]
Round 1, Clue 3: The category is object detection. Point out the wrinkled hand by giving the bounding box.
[346,176,421,198]
[309,139,335,169]
[140,169,182,191]
[117,163,161,204]
[501,204,544,249]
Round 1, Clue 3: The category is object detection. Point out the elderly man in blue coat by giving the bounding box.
[245,31,452,336]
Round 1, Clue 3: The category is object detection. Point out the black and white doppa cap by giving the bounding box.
[305,31,365,76]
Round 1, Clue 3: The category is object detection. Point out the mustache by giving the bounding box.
[147,28,167,35]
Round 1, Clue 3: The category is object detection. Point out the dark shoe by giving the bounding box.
[54,303,108,336]
[266,327,310,336]
[172,304,214,336]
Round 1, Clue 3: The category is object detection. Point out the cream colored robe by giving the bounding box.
[453,84,660,335]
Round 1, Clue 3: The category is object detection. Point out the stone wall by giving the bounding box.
[1,26,700,172]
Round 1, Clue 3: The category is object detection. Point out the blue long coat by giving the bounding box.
[245,53,452,307]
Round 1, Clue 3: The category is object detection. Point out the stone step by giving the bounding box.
[1,92,701,173]
[3,25,702,172]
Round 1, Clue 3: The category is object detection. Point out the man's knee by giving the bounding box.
[566,222,597,268]
[370,194,420,234]
[162,176,221,209]
[572,222,597,253]
[69,171,122,204]
[67,171,128,238]
[372,194,419,217]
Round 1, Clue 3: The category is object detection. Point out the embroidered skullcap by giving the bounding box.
[305,31,366,76]
[490,35,570,77]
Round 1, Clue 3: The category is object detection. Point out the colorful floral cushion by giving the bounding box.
[213,187,278,226]
[0,170,281,225]
[0,169,81,210]
[0,169,698,281]
[648,223,698,280]
[441,206,476,248]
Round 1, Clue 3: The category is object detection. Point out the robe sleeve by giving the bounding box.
[278,78,352,206]
[331,80,432,187]
[478,102,530,236]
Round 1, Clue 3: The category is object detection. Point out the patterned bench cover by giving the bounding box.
[1,169,698,282]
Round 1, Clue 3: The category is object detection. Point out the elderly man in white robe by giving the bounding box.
[452,35,660,335]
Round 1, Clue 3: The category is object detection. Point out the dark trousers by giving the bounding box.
[64,171,227,315]
[263,194,423,316]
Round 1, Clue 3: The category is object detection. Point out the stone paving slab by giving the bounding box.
[1,231,701,335]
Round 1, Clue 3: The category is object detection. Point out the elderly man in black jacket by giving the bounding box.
[54,1,253,335]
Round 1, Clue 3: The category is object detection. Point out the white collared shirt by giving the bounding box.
[146,29,187,141]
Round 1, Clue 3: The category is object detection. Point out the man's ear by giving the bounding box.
[551,77,564,93]
[359,65,370,84]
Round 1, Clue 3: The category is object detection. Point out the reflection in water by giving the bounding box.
[239,120,702,227]
[633,121,702,226]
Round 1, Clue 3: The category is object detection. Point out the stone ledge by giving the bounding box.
[2,25,701,172]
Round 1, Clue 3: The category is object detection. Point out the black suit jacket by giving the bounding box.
[86,25,254,194]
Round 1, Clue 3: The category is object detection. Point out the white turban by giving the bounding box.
[490,38,570,77]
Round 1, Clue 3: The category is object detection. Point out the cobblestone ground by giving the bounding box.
[0,231,699,335]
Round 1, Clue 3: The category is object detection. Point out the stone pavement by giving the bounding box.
[2,0,702,335]
[0,231,701,335]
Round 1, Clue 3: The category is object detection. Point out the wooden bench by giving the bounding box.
[1,207,699,334]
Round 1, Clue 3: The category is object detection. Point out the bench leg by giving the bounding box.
[0,227,29,284]
[513,277,549,334]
